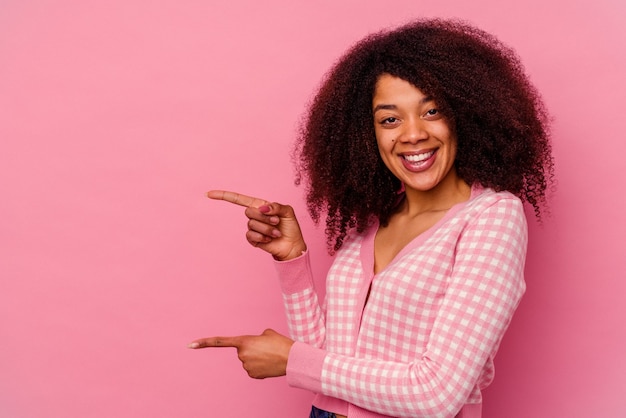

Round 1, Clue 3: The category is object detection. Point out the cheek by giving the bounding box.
[374,134,385,155]
[376,147,397,175]
[450,140,458,162]
[371,132,391,167]
[375,137,394,165]
[444,133,458,160]
[374,129,394,151]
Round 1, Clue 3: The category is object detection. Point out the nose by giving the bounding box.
[400,117,428,143]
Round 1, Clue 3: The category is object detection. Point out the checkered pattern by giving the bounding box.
[278,188,527,418]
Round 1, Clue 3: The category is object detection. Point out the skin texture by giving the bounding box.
[188,329,293,379]
[372,74,462,200]
[372,74,471,273]
[204,190,307,262]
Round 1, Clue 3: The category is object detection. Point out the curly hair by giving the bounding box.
[293,18,554,252]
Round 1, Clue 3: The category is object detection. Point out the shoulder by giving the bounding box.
[459,186,526,225]
[452,187,528,258]
[433,186,527,247]
[468,185,522,209]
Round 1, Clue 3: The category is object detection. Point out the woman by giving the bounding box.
[189,19,553,418]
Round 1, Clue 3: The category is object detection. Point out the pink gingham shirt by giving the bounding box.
[275,186,527,418]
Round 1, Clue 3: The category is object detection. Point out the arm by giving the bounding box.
[275,252,327,347]
[286,197,527,417]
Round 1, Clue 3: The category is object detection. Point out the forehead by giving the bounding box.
[372,74,431,105]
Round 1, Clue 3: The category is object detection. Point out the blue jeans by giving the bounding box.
[309,405,337,418]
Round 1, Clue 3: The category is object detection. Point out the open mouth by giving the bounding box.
[403,150,435,163]
[401,149,437,170]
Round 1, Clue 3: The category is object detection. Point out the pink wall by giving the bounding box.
[1,1,625,417]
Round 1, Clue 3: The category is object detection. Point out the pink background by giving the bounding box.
[1,1,625,417]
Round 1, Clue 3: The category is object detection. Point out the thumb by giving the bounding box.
[259,202,296,220]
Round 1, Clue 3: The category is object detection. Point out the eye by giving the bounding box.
[423,108,439,118]
[422,107,443,121]
[378,116,400,128]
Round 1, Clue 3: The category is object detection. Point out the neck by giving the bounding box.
[402,173,471,217]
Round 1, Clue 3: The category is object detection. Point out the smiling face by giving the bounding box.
[372,74,461,196]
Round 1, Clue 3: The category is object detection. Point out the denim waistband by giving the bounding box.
[309,405,337,418]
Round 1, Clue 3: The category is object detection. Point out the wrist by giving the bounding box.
[274,242,307,261]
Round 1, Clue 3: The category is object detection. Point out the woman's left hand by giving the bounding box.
[188,329,294,379]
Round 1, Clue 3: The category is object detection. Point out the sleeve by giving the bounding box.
[285,197,528,418]
[274,250,327,348]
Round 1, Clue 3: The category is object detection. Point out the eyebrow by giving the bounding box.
[372,104,397,113]
[372,96,434,113]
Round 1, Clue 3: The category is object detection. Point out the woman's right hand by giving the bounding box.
[206,190,307,261]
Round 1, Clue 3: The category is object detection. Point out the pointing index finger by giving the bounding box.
[188,335,242,349]
[206,190,269,208]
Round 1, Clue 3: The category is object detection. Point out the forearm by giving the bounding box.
[275,251,326,346]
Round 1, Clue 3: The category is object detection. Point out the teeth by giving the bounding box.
[404,151,434,162]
